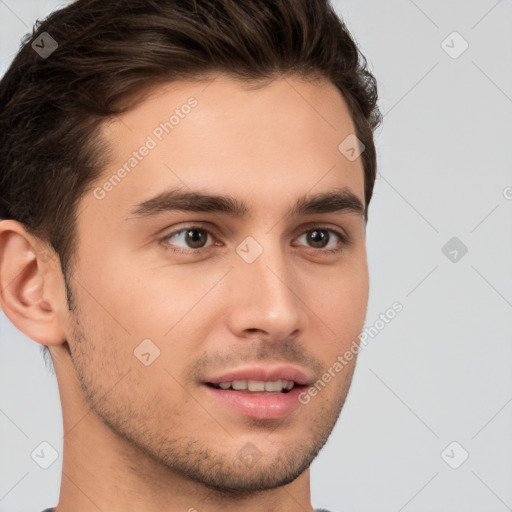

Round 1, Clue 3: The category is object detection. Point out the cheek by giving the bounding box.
[307,259,369,345]
[98,263,225,368]
[82,258,182,336]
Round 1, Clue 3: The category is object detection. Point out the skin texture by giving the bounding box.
[0,74,369,512]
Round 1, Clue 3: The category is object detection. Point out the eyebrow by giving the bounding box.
[128,186,365,220]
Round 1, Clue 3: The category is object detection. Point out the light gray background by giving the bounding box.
[1,1,511,511]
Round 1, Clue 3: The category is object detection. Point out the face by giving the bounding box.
[60,74,369,491]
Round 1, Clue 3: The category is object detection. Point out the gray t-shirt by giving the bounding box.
[43,508,335,511]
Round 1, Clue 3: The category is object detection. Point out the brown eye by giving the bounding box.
[295,227,350,254]
[162,227,214,252]
[306,229,330,248]
[182,229,209,249]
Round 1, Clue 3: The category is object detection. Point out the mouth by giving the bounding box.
[205,379,299,393]
[202,366,312,420]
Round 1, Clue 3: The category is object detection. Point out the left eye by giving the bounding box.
[294,228,344,251]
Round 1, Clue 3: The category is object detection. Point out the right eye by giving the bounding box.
[160,225,219,254]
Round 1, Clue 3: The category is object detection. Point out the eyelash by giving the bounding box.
[159,223,352,256]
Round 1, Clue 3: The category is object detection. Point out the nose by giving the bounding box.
[225,241,308,342]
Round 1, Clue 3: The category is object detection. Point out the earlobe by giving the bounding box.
[0,219,67,346]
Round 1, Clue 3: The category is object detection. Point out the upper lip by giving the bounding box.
[204,365,313,386]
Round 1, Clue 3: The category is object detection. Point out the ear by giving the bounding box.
[0,219,67,346]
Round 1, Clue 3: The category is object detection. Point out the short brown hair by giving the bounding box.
[0,0,381,309]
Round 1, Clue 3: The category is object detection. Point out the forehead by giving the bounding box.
[87,74,365,221]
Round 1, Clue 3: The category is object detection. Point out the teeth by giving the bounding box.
[213,379,295,392]
[248,379,265,391]
[232,379,248,390]
[264,380,283,392]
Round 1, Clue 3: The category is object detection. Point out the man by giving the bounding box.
[0,0,381,510]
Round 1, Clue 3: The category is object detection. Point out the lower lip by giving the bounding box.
[203,384,305,420]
